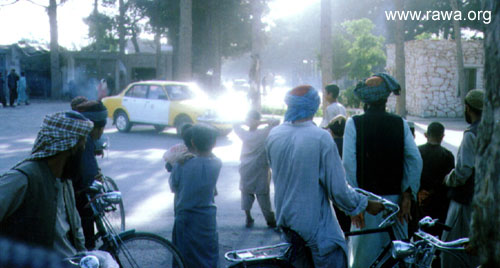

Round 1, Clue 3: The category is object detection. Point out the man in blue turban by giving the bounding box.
[343,73,422,268]
[266,85,384,267]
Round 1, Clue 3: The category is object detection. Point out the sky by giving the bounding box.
[0,0,319,49]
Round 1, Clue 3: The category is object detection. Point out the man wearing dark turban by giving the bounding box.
[343,73,422,268]
[266,85,384,267]
[71,98,109,250]
[0,111,93,257]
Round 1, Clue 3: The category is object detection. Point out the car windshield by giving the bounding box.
[166,84,205,101]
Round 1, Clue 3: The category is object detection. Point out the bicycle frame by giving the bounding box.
[391,216,469,267]
[225,188,401,267]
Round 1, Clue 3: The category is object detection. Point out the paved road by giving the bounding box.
[0,100,467,267]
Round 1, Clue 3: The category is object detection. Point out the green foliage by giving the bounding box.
[339,85,361,108]
[83,11,118,51]
[414,32,434,40]
[331,18,386,81]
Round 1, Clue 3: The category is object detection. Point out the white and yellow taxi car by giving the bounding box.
[102,80,232,136]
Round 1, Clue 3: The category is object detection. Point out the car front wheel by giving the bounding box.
[115,111,132,132]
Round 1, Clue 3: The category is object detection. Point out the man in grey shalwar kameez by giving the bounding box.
[266,85,384,268]
[342,74,422,268]
[234,110,279,227]
[441,90,483,268]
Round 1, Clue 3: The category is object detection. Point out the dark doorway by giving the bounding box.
[132,68,156,82]
[464,68,477,92]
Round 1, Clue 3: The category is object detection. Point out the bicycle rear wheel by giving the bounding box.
[102,176,126,231]
[113,231,185,268]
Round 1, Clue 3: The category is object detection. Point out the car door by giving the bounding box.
[146,85,170,125]
[122,84,148,122]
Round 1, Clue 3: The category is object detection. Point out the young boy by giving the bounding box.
[233,110,279,228]
[417,122,455,236]
[320,84,347,128]
[169,124,221,268]
[163,123,195,172]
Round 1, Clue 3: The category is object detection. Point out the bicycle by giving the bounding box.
[93,135,126,231]
[391,216,469,267]
[101,176,126,231]
[225,188,401,268]
[85,180,186,267]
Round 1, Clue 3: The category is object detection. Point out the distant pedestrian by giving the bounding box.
[169,124,221,268]
[416,122,455,239]
[0,72,6,107]
[7,69,19,107]
[97,79,108,101]
[324,115,351,233]
[233,110,279,228]
[16,71,29,105]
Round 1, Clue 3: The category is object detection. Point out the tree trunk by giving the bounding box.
[155,30,161,79]
[470,1,500,266]
[177,0,192,81]
[170,26,180,80]
[118,0,126,56]
[450,0,467,101]
[48,0,61,99]
[320,0,333,114]
[213,5,222,92]
[394,0,406,118]
[131,27,140,53]
[249,0,264,111]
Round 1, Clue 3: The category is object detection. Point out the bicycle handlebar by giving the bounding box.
[418,216,452,232]
[415,231,469,251]
[354,188,400,228]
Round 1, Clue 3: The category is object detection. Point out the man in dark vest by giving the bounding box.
[0,111,93,257]
[441,89,483,268]
[343,73,422,268]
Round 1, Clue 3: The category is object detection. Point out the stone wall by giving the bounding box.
[386,39,484,117]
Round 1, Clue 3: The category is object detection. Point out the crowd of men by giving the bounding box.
[0,71,485,268]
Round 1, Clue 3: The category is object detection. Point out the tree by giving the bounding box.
[47,0,65,99]
[394,0,406,117]
[342,19,386,80]
[320,0,333,114]
[450,0,467,102]
[83,1,118,52]
[177,0,192,81]
[470,0,500,266]
[248,0,266,111]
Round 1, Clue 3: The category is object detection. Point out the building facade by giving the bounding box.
[386,39,484,117]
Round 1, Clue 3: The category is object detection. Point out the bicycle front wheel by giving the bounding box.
[102,176,126,231]
[114,231,185,268]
